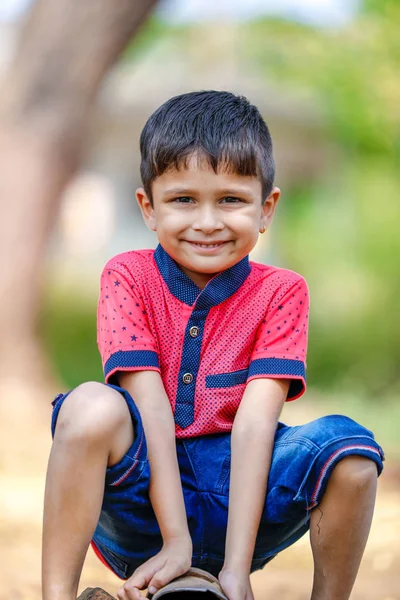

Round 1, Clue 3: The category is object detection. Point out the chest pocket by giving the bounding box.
[205,368,248,388]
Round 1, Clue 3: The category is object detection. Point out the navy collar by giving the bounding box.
[154,244,251,307]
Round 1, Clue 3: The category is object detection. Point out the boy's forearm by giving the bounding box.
[119,372,191,545]
[223,378,288,573]
[224,422,275,572]
[143,398,190,543]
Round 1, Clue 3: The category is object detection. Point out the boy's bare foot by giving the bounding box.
[116,537,192,600]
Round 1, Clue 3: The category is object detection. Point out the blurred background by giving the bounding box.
[0,0,399,598]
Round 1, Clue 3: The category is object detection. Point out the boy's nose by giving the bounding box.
[192,207,224,233]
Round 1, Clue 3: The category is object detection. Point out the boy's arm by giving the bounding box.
[220,377,289,600]
[117,370,192,598]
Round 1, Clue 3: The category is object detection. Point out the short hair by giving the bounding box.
[140,90,275,204]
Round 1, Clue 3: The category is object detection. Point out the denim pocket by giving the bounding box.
[106,429,148,487]
[205,368,248,388]
[215,455,231,494]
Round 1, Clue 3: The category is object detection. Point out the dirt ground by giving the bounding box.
[1,388,399,600]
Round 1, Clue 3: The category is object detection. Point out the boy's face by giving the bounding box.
[136,154,280,289]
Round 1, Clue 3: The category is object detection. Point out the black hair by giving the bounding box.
[139,90,275,204]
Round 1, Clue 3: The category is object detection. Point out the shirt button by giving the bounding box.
[182,372,193,384]
[189,326,200,338]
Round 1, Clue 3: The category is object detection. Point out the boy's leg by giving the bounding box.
[250,415,383,597]
[42,382,134,600]
[310,455,378,600]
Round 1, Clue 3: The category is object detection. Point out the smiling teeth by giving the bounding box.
[193,243,222,248]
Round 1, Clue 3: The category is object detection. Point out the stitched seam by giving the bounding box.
[274,438,319,452]
[308,444,382,508]
[182,441,201,490]
[215,456,230,494]
[110,432,144,486]
[311,433,379,453]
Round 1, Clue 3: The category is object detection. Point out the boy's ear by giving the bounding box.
[261,187,281,229]
[136,187,157,231]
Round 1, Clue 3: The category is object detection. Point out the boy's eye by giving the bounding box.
[174,196,193,203]
[171,196,244,204]
[221,196,243,203]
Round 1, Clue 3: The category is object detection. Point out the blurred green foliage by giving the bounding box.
[122,16,172,60]
[42,1,399,404]
[240,1,400,398]
[41,292,102,389]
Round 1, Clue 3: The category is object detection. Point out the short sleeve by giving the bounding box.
[247,276,309,400]
[97,266,160,384]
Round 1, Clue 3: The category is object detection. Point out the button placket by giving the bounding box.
[175,309,208,428]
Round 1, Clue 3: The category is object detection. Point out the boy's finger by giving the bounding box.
[129,562,159,590]
[126,571,147,590]
[117,584,142,600]
[148,562,183,594]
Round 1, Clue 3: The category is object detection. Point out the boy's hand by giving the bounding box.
[116,536,192,600]
[218,568,254,600]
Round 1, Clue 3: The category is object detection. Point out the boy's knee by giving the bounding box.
[55,381,130,442]
[332,455,378,489]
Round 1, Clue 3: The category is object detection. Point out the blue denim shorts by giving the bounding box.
[51,384,384,579]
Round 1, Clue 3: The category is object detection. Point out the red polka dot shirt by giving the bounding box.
[97,244,309,437]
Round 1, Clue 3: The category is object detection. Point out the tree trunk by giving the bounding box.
[0,0,157,460]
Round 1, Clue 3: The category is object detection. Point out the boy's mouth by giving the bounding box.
[184,240,229,247]
[185,240,229,256]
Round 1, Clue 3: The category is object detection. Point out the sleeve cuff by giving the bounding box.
[247,357,306,400]
[104,350,160,383]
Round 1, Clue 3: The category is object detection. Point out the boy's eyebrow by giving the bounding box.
[161,187,194,196]
[161,187,254,197]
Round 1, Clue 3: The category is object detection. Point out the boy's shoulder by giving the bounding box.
[249,259,307,289]
[247,261,309,313]
[103,249,156,280]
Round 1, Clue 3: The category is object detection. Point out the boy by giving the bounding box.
[43,91,384,600]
